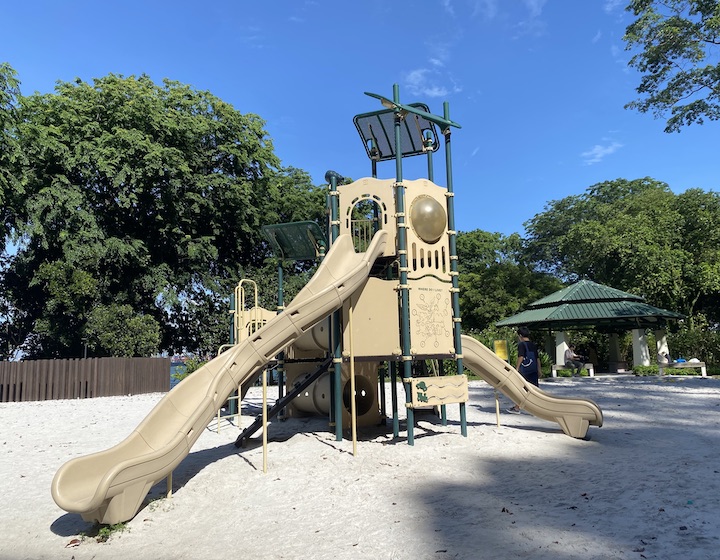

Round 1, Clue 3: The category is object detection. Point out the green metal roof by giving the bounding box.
[531,279,642,307]
[261,221,326,261]
[496,280,685,331]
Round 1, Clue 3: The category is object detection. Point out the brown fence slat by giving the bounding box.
[0,357,170,402]
[0,361,8,402]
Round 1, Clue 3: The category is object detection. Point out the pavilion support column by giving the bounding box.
[608,333,623,372]
[632,329,651,367]
[654,329,669,362]
[554,331,569,365]
[543,333,555,363]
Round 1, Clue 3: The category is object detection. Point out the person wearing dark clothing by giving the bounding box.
[508,326,542,414]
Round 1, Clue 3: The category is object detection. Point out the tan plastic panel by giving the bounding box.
[338,178,397,258]
[410,375,468,407]
[404,178,451,282]
[342,277,401,358]
[409,276,454,355]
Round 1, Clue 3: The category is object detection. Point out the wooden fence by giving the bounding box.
[0,357,170,403]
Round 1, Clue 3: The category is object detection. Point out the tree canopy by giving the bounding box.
[0,63,21,250]
[1,68,325,358]
[457,229,562,332]
[624,0,720,132]
[524,177,720,322]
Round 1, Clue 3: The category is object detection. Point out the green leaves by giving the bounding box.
[2,69,325,357]
[457,229,562,332]
[624,0,720,132]
[84,304,161,357]
[524,178,720,321]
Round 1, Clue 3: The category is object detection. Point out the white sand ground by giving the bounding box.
[2,375,720,560]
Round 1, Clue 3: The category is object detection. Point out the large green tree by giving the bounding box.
[4,71,324,358]
[624,0,720,132]
[0,63,24,359]
[457,229,562,332]
[0,63,22,245]
[524,178,720,322]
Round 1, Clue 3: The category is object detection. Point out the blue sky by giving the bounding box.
[3,0,717,236]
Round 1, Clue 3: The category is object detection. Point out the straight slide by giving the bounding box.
[461,335,603,439]
[52,231,388,525]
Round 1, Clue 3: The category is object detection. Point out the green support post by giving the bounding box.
[378,363,387,425]
[276,262,285,418]
[425,130,435,183]
[390,360,399,437]
[443,101,467,438]
[438,361,448,426]
[390,84,415,446]
[328,173,343,441]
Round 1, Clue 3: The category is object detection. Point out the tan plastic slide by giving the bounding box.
[51,231,388,525]
[461,335,603,439]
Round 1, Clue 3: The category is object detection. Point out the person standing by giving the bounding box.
[508,326,541,414]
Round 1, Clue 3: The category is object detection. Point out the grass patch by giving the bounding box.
[81,522,128,543]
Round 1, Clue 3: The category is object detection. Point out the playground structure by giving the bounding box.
[51,85,603,525]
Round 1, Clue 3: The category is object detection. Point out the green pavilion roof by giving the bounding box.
[496,280,685,331]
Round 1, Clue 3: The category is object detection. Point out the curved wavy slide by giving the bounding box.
[461,335,603,439]
[52,231,388,525]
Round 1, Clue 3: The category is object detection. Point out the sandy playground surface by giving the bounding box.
[2,375,720,560]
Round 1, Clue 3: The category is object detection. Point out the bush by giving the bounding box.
[551,368,592,378]
[667,328,720,364]
[633,365,659,376]
[171,357,207,383]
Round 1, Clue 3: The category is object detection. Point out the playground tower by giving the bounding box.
[277,85,467,445]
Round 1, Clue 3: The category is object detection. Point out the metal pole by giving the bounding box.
[262,368,268,473]
[328,173,343,441]
[349,302,358,456]
[392,84,415,446]
[378,362,387,425]
[390,360,399,437]
[425,130,435,183]
[439,360,447,425]
[277,262,286,419]
[443,100,467,438]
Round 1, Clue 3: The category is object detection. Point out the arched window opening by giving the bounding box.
[350,197,383,252]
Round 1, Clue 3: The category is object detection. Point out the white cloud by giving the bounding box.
[427,41,451,68]
[512,0,548,39]
[404,69,449,98]
[239,26,265,49]
[604,0,624,14]
[441,0,455,17]
[581,141,623,165]
[592,30,602,43]
[471,0,498,20]
[610,44,631,72]
[403,67,462,99]
[523,0,547,18]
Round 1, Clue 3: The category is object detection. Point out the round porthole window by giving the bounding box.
[409,195,446,244]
